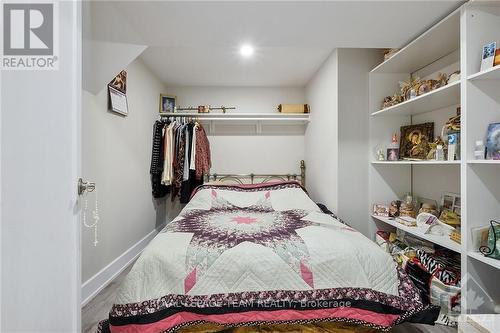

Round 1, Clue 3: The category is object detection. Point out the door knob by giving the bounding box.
[78,178,96,195]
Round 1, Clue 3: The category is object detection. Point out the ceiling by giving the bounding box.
[85,1,463,87]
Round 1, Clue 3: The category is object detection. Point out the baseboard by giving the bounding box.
[81,226,163,306]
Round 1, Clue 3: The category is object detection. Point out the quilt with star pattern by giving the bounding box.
[97,182,438,333]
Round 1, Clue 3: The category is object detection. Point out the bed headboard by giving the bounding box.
[204,160,306,187]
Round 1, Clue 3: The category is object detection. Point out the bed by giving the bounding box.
[97,167,438,333]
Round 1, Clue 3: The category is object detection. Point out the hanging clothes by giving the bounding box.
[150,120,170,198]
[151,117,211,203]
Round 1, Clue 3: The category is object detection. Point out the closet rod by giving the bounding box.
[175,106,236,112]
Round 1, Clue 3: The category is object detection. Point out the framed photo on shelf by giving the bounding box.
[399,122,434,160]
[480,42,496,72]
[441,192,461,213]
[386,148,399,161]
[159,94,176,113]
[486,122,500,160]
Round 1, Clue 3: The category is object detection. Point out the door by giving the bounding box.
[0,1,82,331]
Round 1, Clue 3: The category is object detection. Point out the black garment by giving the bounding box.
[180,124,203,203]
[150,120,170,198]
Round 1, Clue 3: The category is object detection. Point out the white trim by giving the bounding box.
[81,227,161,306]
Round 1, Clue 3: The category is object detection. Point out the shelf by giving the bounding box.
[467,160,500,165]
[371,81,460,117]
[372,215,461,253]
[159,112,309,122]
[468,65,500,81]
[468,251,500,270]
[370,10,460,74]
[372,160,460,165]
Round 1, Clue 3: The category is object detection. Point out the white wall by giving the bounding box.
[82,58,167,283]
[305,49,381,236]
[305,50,339,211]
[337,49,382,235]
[1,2,80,331]
[164,86,306,174]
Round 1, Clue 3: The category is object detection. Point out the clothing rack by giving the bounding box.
[175,106,236,113]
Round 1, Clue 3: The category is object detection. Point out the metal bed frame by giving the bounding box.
[204,160,306,187]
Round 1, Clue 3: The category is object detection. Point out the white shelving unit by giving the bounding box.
[371,81,460,117]
[372,160,461,165]
[369,3,500,318]
[159,112,309,135]
[372,215,461,253]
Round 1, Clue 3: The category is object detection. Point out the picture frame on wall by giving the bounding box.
[159,94,176,113]
[108,86,128,116]
[480,42,496,72]
[399,122,434,160]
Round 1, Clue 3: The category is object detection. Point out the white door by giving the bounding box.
[0,1,81,332]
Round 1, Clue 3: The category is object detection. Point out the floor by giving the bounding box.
[82,264,457,333]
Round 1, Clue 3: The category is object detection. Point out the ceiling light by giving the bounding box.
[240,44,254,58]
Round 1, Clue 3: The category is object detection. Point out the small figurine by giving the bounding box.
[418,203,439,217]
[436,72,449,88]
[377,149,386,161]
[389,200,401,218]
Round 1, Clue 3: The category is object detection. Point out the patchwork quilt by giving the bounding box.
[98,182,438,333]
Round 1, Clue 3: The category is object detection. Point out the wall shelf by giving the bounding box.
[370,10,460,74]
[371,81,460,117]
[468,251,500,270]
[468,65,500,81]
[159,112,309,123]
[467,160,500,165]
[372,215,461,253]
[372,160,460,165]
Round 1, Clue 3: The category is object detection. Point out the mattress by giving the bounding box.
[98,182,438,333]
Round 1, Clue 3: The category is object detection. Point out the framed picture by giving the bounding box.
[481,42,496,72]
[441,192,460,213]
[108,86,128,116]
[386,148,399,161]
[373,204,389,217]
[109,70,127,94]
[399,122,434,160]
[486,122,500,160]
[159,94,176,113]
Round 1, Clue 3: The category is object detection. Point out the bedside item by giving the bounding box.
[486,123,500,160]
[387,148,399,161]
[197,105,210,113]
[376,149,385,161]
[400,122,434,160]
[396,216,417,227]
[447,71,460,84]
[418,200,439,217]
[450,230,461,244]
[277,104,309,113]
[383,48,399,61]
[373,204,389,217]
[447,132,460,161]
[474,140,486,160]
[479,220,500,260]
[389,200,401,218]
[436,72,448,88]
[481,42,496,72]
[159,94,176,113]
[439,210,461,227]
[471,226,490,251]
[495,49,500,67]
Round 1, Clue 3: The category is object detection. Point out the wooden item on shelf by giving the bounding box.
[400,122,434,160]
[494,49,500,67]
[383,48,399,61]
[450,230,461,244]
[277,104,310,114]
